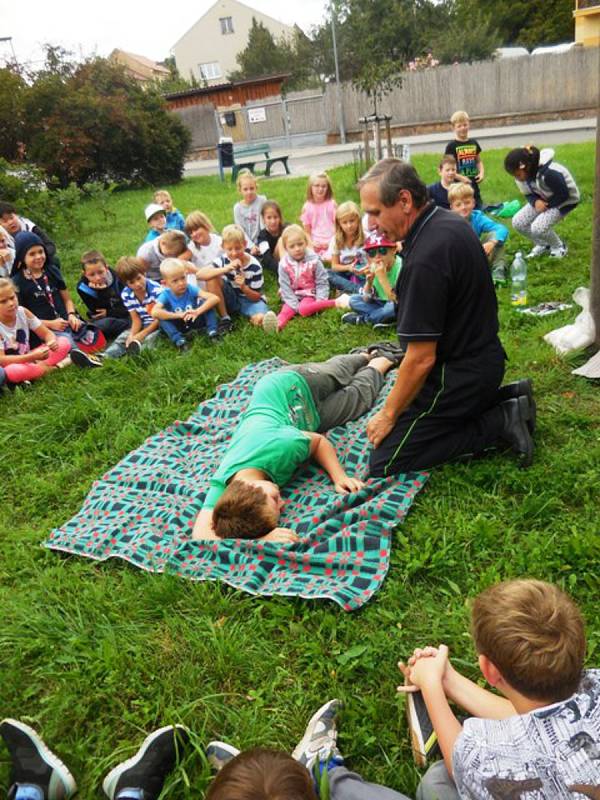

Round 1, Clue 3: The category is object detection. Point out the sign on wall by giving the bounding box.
[248,106,267,123]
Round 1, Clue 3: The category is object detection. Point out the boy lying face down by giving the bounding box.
[192,350,401,543]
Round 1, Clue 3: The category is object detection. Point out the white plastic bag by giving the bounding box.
[543,287,596,355]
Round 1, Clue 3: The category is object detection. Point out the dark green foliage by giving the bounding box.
[0,68,26,161]
[472,0,575,47]
[429,0,501,64]
[0,48,190,189]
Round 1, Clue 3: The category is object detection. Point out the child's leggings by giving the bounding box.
[277,297,336,330]
[512,204,563,248]
[4,338,72,383]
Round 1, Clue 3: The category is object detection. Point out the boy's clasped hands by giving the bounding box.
[397,644,451,694]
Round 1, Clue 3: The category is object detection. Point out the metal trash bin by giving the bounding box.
[217,137,234,181]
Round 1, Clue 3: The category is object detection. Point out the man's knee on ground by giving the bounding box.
[213,480,277,539]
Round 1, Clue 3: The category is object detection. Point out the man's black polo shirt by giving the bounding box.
[395,205,500,362]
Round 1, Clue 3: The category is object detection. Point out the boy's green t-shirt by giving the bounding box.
[202,371,320,509]
[373,255,402,300]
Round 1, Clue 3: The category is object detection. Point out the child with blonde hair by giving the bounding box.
[276,225,336,331]
[154,189,185,232]
[300,172,336,257]
[233,170,266,251]
[327,201,367,294]
[212,224,275,331]
[445,110,484,208]
[0,276,72,384]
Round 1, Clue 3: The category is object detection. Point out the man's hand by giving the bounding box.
[263,527,299,544]
[367,408,396,448]
[334,474,365,494]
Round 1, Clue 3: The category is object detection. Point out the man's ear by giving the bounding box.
[479,653,503,688]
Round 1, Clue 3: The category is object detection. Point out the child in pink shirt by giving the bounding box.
[277,225,335,331]
[300,172,337,257]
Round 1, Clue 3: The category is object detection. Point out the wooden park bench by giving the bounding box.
[219,142,291,182]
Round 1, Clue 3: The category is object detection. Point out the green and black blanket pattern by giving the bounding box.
[45,359,427,611]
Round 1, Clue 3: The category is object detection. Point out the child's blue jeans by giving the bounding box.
[348,295,395,325]
[160,306,218,344]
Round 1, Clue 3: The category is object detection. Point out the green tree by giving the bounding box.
[20,49,190,188]
[471,0,574,47]
[0,68,26,160]
[429,0,500,64]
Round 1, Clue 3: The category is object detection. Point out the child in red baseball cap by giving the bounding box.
[341,232,401,329]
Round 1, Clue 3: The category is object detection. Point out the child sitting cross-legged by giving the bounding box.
[448,182,509,284]
[276,224,336,332]
[341,232,400,329]
[398,579,599,799]
[151,258,219,350]
[327,201,367,294]
[76,250,130,341]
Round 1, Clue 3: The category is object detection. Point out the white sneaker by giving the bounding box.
[526,245,549,259]
[292,699,342,771]
[549,243,568,258]
[335,293,351,310]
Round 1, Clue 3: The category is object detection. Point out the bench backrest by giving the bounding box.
[233,143,271,158]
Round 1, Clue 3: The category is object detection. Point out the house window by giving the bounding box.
[199,61,222,80]
[219,16,234,34]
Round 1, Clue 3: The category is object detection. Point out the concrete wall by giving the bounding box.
[323,48,600,136]
[172,0,295,85]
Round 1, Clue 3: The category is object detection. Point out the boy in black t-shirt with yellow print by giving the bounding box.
[444,110,484,209]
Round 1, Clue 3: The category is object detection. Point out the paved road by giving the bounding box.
[184,117,596,180]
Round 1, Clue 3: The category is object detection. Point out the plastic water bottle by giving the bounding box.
[510,251,528,306]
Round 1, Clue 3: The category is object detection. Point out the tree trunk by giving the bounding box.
[591,86,600,346]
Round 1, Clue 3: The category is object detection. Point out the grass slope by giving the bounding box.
[1,143,599,797]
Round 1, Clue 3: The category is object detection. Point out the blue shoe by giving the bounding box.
[1,718,77,800]
[102,725,189,800]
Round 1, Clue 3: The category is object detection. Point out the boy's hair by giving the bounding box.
[472,579,586,702]
[158,230,187,255]
[160,257,186,279]
[261,200,282,224]
[153,189,172,203]
[212,480,277,540]
[115,256,145,284]
[439,155,457,169]
[81,250,107,270]
[306,171,333,202]
[185,210,215,236]
[504,145,540,180]
[206,747,317,800]
[236,169,257,191]
[281,224,309,250]
[334,201,364,250]
[0,202,17,218]
[450,110,469,126]
[447,183,475,205]
[221,224,246,246]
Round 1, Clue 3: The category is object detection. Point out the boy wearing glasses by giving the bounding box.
[341,232,400,329]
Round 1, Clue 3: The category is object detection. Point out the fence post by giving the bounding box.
[282,99,292,150]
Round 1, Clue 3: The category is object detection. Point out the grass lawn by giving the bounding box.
[1,142,599,798]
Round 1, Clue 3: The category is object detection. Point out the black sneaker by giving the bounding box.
[341,312,362,325]
[70,349,103,368]
[217,317,233,335]
[102,725,189,800]
[406,692,438,769]
[0,718,77,800]
[126,340,142,357]
[496,378,536,434]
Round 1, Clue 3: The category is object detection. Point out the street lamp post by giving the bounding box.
[330,3,346,145]
[0,36,18,65]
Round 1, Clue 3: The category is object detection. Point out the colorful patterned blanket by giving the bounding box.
[44,359,427,611]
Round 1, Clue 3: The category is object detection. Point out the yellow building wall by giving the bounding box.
[574,6,600,47]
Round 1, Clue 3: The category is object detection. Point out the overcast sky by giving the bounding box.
[0,0,329,69]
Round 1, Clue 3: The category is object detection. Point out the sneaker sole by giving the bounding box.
[102,724,187,800]
[291,699,340,763]
[262,311,278,333]
[70,349,102,368]
[205,740,241,771]
[406,694,437,770]
[0,718,77,799]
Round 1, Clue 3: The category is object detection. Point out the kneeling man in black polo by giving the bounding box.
[359,158,534,475]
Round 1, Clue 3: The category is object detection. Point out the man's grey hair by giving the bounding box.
[358,158,428,209]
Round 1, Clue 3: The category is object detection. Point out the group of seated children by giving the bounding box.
[2,578,597,799]
[0,121,581,390]
[426,110,580,279]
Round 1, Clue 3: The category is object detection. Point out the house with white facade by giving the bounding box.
[171,0,296,85]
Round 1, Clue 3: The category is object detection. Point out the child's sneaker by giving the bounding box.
[373,321,394,330]
[0,718,77,800]
[262,310,278,333]
[217,317,233,335]
[549,242,568,258]
[102,725,189,800]
[205,741,240,771]
[406,691,438,769]
[174,339,189,352]
[292,699,342,771]
[126,340,142,357]
[526,244,549,259]
[70,349,103,368]
[341,312,362,325]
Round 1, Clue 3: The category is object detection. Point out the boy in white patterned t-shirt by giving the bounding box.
[399,579,599,800]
